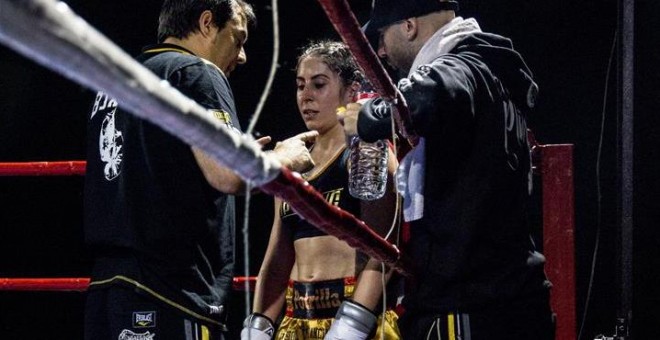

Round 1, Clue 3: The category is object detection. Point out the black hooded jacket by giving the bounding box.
[359,32,550,313]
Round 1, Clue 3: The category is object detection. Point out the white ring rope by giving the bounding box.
[0,3,411,328]
[245,0,280,136]
[0,0,281,187]
[242,0,281,320]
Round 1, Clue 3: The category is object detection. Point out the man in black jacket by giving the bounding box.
[335,0,555,339]
[84,1,316,339]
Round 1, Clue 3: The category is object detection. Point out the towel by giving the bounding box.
[396,17,481,221]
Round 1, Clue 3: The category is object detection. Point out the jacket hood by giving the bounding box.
[454,32,539,113]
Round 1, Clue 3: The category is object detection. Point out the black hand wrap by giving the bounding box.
[357,97,393,143]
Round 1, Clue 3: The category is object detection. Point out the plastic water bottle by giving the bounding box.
[348,90,388,201]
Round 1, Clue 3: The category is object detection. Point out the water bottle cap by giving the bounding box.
[356,91,379,103]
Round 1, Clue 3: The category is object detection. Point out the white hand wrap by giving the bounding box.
[324,300,377,340]
[241,313,275,340]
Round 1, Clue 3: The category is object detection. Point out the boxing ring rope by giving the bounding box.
[0,143,577,328]
[0,0,408,273]
[0,278,90,292]
[0,1,576,338]
[0,277,257,293]
[0,157,257,292]
[0,161,86,176]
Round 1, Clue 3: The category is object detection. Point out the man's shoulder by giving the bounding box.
[452,32,514,51]
[141,49,204,73]
[441,32,520,71]
[141,51,229,93]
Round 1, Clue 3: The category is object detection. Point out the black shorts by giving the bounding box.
[399,296,555,340]
[84,285,226,340]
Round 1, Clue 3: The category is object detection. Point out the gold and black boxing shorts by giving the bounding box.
[275,277,401,340]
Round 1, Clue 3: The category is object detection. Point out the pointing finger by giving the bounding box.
[256,136,272,146]
[295,130,319,143]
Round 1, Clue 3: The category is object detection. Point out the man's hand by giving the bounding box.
[268,131,318,173]
[256,136,272,147]
[339,98,394,143]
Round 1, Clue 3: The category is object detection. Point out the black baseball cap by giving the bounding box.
[363,0,459,37]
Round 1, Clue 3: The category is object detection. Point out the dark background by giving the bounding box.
[1,0,658,339]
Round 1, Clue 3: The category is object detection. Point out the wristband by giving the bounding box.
[242,313,275,337]
[334,300,377,335]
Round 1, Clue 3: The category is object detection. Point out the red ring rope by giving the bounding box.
[0,161,86,176]
[260,168,412,275]
[0,278,90,291]
[0,276,256,292]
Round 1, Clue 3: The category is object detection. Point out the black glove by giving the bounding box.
[357,97,393,143]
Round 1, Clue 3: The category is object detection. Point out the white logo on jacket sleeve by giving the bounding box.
[99,107,124,181]
[91,91,117,119]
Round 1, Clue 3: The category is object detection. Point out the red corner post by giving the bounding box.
[539,144,576,340]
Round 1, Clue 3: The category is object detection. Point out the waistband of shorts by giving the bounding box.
[285,277,356,319]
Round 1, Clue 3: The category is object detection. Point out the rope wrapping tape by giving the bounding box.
[316,0,419,146]
[0,161,86,176]
[260,168,412,276]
